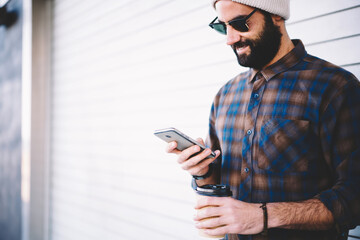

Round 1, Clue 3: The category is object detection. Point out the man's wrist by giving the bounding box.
[260,202,268,235]
[266,202,281,229]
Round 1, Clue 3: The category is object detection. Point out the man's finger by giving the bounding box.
[194,205,223,221]
[181,148,213,170]
[195,196,230,209]
[195,215,226,229]
[201,224,229,237]
[187,157,215,175]
[196,138,205,145]
[165,141,181,154]
[177,145,201,164]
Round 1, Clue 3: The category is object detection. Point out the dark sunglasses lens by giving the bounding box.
[210,23,226,35]
[231,20,248,32]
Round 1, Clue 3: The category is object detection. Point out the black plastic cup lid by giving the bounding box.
[195,184,232,197]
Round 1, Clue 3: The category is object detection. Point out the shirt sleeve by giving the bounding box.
[205,92,222,184]
[314,75,360,232]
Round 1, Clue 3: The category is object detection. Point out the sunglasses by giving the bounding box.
[209,8,257,35]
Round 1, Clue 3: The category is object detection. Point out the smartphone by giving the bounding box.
[154,127,216,158]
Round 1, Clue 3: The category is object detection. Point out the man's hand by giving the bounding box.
[194,195,264,236]
[165,138,220,176]
[194,196,335,236]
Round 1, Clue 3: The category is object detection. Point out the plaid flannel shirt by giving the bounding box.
[206,40,360,240]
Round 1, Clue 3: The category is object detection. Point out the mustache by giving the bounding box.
[232,39,253,50]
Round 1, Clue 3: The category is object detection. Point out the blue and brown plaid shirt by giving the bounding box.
[206,40,360,240]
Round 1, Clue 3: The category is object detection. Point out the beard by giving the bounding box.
[232,12,282,70]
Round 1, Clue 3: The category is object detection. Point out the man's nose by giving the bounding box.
[226,26,241,46]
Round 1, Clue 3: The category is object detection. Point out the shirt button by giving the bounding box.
[247,129,252,135]
[244,167,250,173]
[253,93,259,99]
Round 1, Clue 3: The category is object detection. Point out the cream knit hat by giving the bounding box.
[212,0,290,20]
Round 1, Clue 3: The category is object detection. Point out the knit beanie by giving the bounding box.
[212,0,290,20]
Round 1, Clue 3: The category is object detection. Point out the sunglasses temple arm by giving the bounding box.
[210,16,218,25]
[246,8,257,20]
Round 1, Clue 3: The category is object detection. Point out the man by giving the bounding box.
[166,0,360,239]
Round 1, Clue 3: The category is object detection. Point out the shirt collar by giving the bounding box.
[249,39,307,83]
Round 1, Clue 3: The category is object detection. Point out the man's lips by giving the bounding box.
[232,41,250,55]
[233,44,249,55]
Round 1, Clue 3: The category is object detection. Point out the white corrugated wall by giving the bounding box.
[48,0,360,239]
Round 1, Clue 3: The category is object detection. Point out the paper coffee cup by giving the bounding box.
[195,184,232,239]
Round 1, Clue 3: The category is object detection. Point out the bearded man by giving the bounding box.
[167,0,360,239]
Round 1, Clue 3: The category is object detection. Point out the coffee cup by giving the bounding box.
[195,184,232,239]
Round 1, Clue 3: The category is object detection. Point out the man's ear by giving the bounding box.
[271,14,284,26]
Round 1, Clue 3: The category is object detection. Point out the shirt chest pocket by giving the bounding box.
[256,118,310,173]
